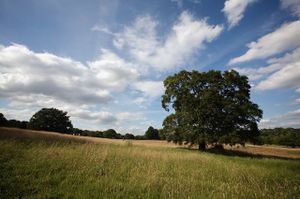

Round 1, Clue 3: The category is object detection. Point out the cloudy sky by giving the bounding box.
[0,0,299,134]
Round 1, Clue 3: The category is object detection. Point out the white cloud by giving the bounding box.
[114,11,223,71]
[222,0,256,29]
[133,97,148,108]
[229,20,300,64]
[259,109,300,128]
[254,48,300,90]
[255,64,300,90]
[0,44,141,105]
[234,46,300,83]
[87,49,139,91]
[295,98,300,104]
[234,47,300,92]
[0,43,147,131]
[281,0,300,17]
[0,44,113,105]
[133,81,165,98]
[91,25,114,35]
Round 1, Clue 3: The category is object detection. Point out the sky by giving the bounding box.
[0,0,300,134]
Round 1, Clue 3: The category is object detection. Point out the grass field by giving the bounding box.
[1,127,300,198]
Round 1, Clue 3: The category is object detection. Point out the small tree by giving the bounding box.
[103,129,118,138]
[28,108,73,133]
[162,70,262,150]
[0,113,8,126]
[144,126,160,140]
[124,133,135,139]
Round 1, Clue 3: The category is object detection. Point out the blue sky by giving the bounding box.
[0,0,299,134]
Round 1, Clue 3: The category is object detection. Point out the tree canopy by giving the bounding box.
[0,113,8,126]
[28,108,73,133]
[161,70,262,150]
[144,126,160,140]
[103,129,119,138]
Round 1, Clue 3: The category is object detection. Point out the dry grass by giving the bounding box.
[1,127,300,199]
[1,127,299,159]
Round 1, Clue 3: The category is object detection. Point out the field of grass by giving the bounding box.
[1,127,300,198]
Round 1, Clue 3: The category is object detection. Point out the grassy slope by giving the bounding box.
[0,128,300,199]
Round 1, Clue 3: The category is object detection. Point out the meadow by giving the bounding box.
[0,127,300,199]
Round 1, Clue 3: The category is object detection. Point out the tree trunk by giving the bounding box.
[198,141,206,151]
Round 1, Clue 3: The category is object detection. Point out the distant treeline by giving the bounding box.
[259,128,300,147]
[1,112,299,147]
[0,114,28,129]
[0,112,160,140]
[72,128,145,140]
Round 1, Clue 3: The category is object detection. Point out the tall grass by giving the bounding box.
[0,129,300,198]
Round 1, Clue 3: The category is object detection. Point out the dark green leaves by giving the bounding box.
[161,70,263,148]
[28,108,73,134]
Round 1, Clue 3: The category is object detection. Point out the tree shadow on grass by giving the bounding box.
[181,147,300,161]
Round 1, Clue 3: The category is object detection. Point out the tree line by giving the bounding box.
[1,109,299,147]
[0,110,161,140]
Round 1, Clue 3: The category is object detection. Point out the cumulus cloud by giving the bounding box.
[0,43,141,105]
[131,81,165,108]
[229,20,300,64]
[234,47,300,93]
[255,51,300,90]
[114,11,223,71]
[259,109,300,128]
[133,81,165,98]
[222,0,256,29]
[281,0,300,17]
[71,109,144,125]
[0,44,112,105]
[234,46,300,84]
[0,43,147,130]
[87,49,139,91]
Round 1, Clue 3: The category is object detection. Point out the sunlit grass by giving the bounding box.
[0,128,300,198]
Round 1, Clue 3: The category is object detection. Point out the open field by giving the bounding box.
[1,127,299,159]
[0,127,300,198]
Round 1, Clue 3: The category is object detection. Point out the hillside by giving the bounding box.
[0,127,300,198]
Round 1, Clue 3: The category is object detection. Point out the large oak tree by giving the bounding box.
[161,70,262,150]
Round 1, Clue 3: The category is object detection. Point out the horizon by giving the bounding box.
[0,0,299,135]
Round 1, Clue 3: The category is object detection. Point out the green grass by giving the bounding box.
[0,131,300,198]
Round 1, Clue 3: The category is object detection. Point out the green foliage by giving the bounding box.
[158,129,166,140]
[0,113,8,126]
[0,113,28,129]
[124,133,135,139]
[134,135,145,140]
[7,120,28,129]
[103,129,120,139]
[28,108,73,133]
[144,126,160,140]
[162,70,263,149]
[260,128,300,147]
